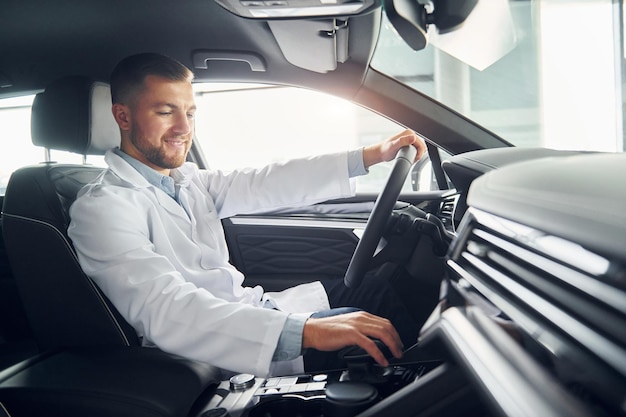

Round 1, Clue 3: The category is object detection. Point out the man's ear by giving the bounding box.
[112,103,131,131]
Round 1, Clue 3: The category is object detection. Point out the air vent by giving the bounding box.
[438,192,459,232]
[446,207,626,415]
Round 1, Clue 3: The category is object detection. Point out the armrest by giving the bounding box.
[0,346,221,417]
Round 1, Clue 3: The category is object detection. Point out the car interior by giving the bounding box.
[1,0,625,416]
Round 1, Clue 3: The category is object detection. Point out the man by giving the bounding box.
[68,53,427,377]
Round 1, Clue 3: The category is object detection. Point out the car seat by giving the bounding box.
[0,76,139,350]
[0,76,223,417]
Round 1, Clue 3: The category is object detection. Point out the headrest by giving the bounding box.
[31,76,121,155]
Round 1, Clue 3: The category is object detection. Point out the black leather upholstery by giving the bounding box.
[0,75,221,417]
[1,76,137,350]
[0,346,221,417]
[30,76,120,155]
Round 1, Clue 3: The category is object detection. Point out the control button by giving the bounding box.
[312,374,327,382]
[255,386,287,396]
[306,381,327,391]
[229,373,255,391]
[287,384,307,393]
[278,376,298,386]
[264,378,280,387]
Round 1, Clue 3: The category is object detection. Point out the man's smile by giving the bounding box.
[164,138,188,147]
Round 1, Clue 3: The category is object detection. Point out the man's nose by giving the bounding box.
[173,113,193,135]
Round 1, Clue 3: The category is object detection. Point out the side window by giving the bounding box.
[1,85,441,197]
[193,84,430,193]
[0,95,37,195]
[0,95,105,196]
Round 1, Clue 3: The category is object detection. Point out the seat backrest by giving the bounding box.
[0,193,34,338]
[0,76,139,350]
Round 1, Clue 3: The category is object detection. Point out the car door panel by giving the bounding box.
[223,193,444,291]
[223,214,365,291]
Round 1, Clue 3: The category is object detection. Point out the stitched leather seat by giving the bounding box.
[0,76,222,417]
[1,76,139,350]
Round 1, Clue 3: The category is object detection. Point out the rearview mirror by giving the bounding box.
[383,0,478,51]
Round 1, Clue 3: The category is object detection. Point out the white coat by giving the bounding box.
[68,149,356,377]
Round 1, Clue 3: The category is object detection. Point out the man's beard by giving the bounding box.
[130,125,188,169]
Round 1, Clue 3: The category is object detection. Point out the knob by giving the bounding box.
[229,373,255,391]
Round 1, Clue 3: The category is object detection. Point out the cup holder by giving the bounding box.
[247,382,378,417]
[324,382,378,417]
[248,397,323,417]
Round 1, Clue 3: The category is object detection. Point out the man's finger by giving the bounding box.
[354,313,404,361]
[354,335,390,367]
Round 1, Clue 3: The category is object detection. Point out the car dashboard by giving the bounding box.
[197,149,626,417]
[434,150,626,417]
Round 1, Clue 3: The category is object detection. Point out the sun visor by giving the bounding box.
[268,19,349,73]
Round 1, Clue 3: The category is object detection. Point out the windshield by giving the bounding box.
[372,0,625,152]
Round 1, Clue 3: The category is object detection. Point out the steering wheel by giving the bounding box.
[344,146,418,288]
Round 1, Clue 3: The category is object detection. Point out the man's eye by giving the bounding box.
[158,112,172,116]
[187,113,195,120]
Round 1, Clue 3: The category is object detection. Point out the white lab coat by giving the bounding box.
[68,149,356,377]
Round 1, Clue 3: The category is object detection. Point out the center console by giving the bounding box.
[195,345,441,417]
[0,344,449,417]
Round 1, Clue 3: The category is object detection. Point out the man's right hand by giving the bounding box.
[302,311,404,367]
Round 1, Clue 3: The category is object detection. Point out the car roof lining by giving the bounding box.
[0,1,378,98]
[1,1,509,154]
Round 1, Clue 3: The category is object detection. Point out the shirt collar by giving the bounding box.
[113,148,177,199]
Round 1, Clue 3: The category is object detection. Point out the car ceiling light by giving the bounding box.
[248,3,363,18]
[214,0,380,19]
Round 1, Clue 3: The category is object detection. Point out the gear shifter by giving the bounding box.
[338,339,396,384]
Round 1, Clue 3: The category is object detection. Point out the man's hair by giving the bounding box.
[110,53,194,105]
